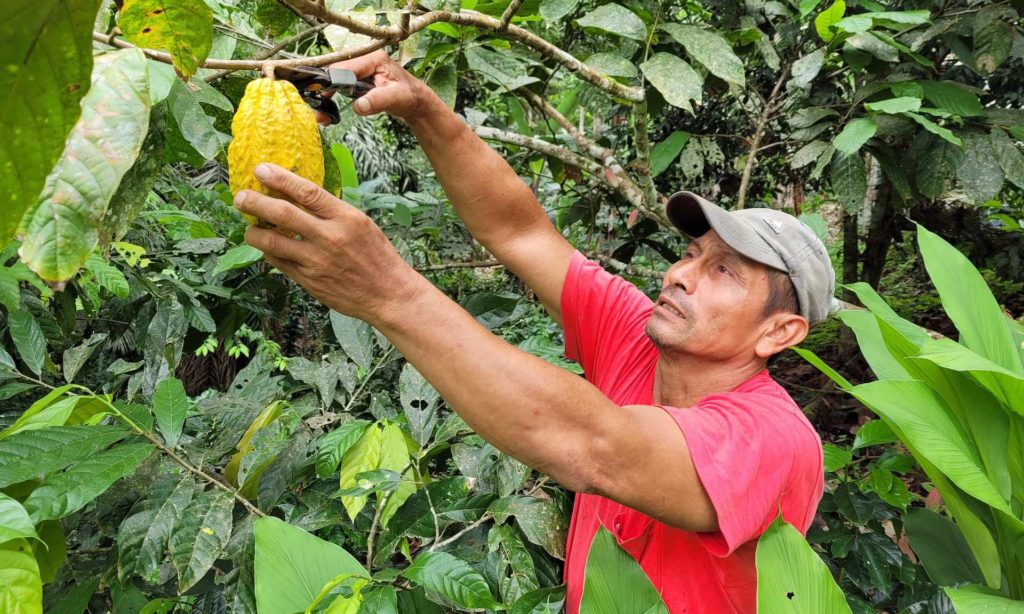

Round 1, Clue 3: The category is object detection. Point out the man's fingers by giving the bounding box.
[234,188,323,236]
[353,81,411,116]
[251,163,342,219]
[244,225,319,263]
[329,50,390,80]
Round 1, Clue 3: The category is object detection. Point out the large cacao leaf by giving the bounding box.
[118,476,195,583]
[0,0,102,246]
[17,48,152,283]
[118,0,213,79]
[168,488,234,592]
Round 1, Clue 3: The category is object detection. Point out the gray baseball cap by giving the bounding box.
[665,191,840,325]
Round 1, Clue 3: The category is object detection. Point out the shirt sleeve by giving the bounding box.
[659,394,823,557]
[560,251,655,388]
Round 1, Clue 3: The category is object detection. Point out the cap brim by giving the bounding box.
[665,191,787,272]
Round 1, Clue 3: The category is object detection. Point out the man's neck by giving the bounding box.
[652,353,766,407]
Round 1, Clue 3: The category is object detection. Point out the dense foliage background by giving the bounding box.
[1,0,1023,611]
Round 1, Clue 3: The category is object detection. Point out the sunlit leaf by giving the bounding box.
[756,516,851,613]
[640,53,702,114]
[0,425,128,488]
[254,517,366,614]
[576,4,646,40]
[18,49,151,283]
[0,0,102,246]
[580,525,668,613]
[118,0,214,79]
[403,551,504,610]
[833,118,877,154]
[0,539,43,614]
[0,493,39,545]
[814,0,845,42]
[661,24,745,86]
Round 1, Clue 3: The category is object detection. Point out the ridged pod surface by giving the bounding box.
[228,78,324,226]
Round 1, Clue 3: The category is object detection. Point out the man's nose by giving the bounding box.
[663,260,697,294]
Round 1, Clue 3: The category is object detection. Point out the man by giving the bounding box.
[233,50,837,612]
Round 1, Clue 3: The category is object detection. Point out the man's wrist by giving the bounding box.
[364,265,437,333]
[405,85,463,139]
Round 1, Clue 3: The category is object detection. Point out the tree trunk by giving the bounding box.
[839,207,859,356]
[861,177,895,289]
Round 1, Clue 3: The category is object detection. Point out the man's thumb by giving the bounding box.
[354,96,373,115]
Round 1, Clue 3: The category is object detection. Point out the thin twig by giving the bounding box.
[736,63,791,209]
[205,23,327,82]
[499,0,526,30]
[416,259,501,272]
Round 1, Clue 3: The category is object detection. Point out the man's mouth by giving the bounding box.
[656,297,686,319]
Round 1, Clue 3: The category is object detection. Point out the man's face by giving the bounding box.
[646,230,778,360]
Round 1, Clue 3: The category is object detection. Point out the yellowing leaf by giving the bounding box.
[118,0,214,79]
[339,423,384,520]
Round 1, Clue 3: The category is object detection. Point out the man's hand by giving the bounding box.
[314,50,439,125]
[233,163,420,324]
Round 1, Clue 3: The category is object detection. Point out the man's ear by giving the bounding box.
[754,313,809,359]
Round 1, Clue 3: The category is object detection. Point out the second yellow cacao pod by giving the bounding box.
[228,77,325,227]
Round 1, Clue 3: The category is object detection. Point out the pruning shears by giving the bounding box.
[274,65,374,125]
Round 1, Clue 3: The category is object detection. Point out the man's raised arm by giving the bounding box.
[329,52,574,323]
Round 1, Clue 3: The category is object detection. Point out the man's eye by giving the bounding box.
[718,264,733,276]
[684,251,695,259]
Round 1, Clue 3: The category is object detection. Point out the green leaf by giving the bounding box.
[915,338,1024,412]
[912,132,963,198]
[357,585,398,614]
[0,0,102,246]
[756,516,852,613]
[799,0,824,18]
[0,493,39,544]
[0,425,129,488]
[945,585,1024,612]
[833,118,877,154]
[425,64,458,110]
[152,377,188,447]
[0,383,36,402]
[254,517,366,614]
[213,244,264,276]
[852,420,897,450]
[792,347,852,390]
[168,489,234,591]
[465,47,538,91]
[403,551,504,610]
[374,477,470,565]
[32,520,66,584]
[330,311,375,371]
[822,444,852,472]
[7,312,46,377]
[316,420,371,477]
[399,363,439,446]
[915,80,982,117]
[118,476,196,583]
[830,151,866,212]
[790,141,832,170]
[917,225,1021,374]
[580,525,668,613]
[0,539,43,614]
[576,4,646,40]
[584,53,638,79]
[814,0,845,42]
[904,507,985,586]
[330,143,360,191]
[166,78,233,161]
[789,50,824,90]
[118,0,214,79]
[904,112,962,148]
[972,5,1015,76]
[640,53,702,114]
[62,332,108,383]
[23,443,154,523]
[539,0,579,21]
[865,97,920,114]
[489,496,568,559]
[661,24,745,86]
[849,379,1012,515]
[85,253,130,299]
[650,131,690,177]
[510,586,566,614]
[17,49,151,283]
[340,423,384,520]
[991,128,1024,189]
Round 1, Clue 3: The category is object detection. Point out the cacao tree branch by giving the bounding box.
[499,0,526,30]
[96,7,644,102]
[630,101,671,227]
[736,64,791,209]
[416,259,501,271]
[204,23,328,82]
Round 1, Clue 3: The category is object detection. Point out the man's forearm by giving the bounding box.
[368,271,611,493]
[405,93,552,250]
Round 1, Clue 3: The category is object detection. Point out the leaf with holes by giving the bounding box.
[118,0,213,79]
[23,443,154,523]
[399,363,440,446]
[640,53,702,114]
[1,0,102,246]
[661,24,745,86]
[17,49,151,283]
[168,489,234,592]
[756,516,851,613]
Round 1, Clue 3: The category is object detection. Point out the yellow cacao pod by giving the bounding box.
[228,78,325,226]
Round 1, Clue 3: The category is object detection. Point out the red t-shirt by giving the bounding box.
[560,251,824,613]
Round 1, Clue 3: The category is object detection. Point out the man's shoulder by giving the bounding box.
[702,370,822,448]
